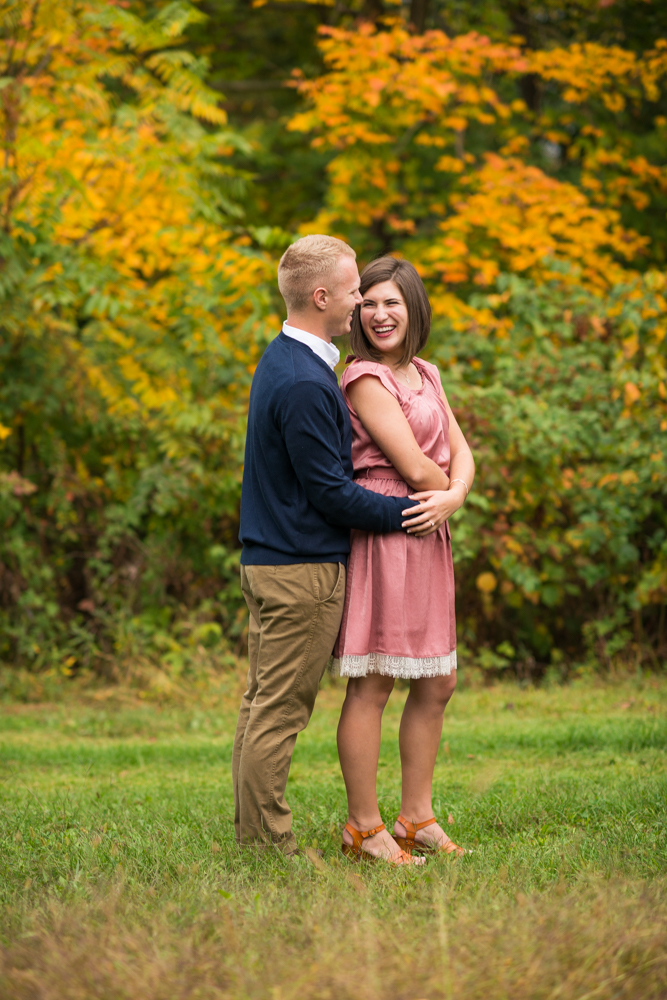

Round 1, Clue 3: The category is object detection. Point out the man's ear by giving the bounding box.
[313,285,328,312]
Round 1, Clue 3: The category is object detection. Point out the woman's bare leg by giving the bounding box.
[394,672,458,847]
[337,673,402,858]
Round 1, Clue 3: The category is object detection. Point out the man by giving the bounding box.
[233,234,421,855]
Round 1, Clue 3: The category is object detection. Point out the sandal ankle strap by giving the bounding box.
[396,814,436,847]
[344,821,386,852]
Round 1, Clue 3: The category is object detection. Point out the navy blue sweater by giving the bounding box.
[240,333,417,565]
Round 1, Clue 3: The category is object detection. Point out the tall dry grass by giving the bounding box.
[1,874,666,1000]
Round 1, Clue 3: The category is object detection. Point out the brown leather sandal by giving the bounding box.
[394,815,466,857]
[341,821,422,866]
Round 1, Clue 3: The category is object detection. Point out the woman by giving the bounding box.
[335,256,475,866]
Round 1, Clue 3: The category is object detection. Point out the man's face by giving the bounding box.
[323,255,363,338]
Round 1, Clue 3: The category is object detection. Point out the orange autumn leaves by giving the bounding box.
[289,21,666,307]
[530,39,667,108]
[426,154,646,290]
[290,23,528,243]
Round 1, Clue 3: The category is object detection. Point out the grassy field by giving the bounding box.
[0,669,666,1000]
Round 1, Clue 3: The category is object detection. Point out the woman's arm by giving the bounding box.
[442,388,475,500]
[401,389,475,536]
[346,375,449,492]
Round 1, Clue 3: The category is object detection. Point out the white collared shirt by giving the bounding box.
[282,322,340,370]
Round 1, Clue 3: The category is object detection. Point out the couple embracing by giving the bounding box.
[233,235,475,866]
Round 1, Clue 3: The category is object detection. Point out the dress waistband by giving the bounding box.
[354,467,405,481]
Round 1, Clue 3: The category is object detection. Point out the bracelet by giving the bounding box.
[450,478,469,496]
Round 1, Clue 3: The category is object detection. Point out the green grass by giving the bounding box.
[0,672,666,999]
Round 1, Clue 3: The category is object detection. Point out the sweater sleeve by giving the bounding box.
[280,380,418,533]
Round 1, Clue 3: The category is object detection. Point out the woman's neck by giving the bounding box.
[382,350,410,371]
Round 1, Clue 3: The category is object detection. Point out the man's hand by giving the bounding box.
[401,483,467,537]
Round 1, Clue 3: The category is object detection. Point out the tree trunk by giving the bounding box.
[508,3,542,111]
[16,422,24,474]
[410,0,429,33]
[362,0,384,23]
[371,217,393,255]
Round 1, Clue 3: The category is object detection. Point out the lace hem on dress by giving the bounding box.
[332,650,457,680]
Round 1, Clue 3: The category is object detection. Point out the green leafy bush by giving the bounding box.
[431,271,667,676]
[0,0,278,680]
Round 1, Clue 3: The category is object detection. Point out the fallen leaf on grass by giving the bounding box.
[448,814,454,825]
[348,873,367,895]
[341,868,367,895]
[470,762,505,796]
[303,847,327,873]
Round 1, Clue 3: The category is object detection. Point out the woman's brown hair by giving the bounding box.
[349,256,431,369]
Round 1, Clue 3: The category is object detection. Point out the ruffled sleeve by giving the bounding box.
[340,360,400,401]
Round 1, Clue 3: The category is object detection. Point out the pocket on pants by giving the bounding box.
[315,562,345,605]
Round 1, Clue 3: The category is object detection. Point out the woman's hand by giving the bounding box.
[401,484,467,537]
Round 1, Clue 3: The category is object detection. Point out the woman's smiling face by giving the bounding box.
[359,280,409,360]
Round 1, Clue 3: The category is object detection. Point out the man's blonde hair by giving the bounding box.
[278,235,356,312]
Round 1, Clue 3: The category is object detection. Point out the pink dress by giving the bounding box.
[333,357,457,679]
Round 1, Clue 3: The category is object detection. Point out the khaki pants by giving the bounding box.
[233,562,346,853]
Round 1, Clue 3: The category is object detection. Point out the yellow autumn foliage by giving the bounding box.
[3,0,275,438]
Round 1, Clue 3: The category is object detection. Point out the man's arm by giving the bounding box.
[280,380,419,533]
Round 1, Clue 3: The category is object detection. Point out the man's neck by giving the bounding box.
[284,315,332,344]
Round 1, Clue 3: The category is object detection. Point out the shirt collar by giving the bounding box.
[282,322,340,370]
